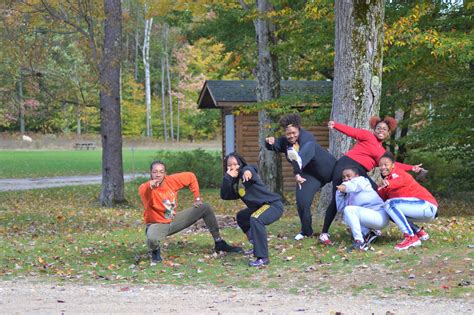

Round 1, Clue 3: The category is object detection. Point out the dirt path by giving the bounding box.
[0,279,472,314]
[0,174,147,192]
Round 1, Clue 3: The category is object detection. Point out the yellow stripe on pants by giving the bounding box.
[251,204,270,218]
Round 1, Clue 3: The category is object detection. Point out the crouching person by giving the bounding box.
[336,166,389,251]
[138,160,242,265]
[220,153,284,267]
[378,152,437,251]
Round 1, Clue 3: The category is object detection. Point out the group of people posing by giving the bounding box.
[138,113,438,267]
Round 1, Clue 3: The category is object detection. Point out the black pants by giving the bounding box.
[321,156,376,234]
[296,172,323,236]
[236,200,284,258]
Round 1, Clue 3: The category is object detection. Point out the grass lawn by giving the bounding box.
[1,183,472,298]
[0,149,218,178]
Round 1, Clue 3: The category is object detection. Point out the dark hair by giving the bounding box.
[224,152,248,170]
[379,151,396,163]
[341,166,360,176]
[369,116,398,133]
[279,113,302,129]
[150,160,166,171]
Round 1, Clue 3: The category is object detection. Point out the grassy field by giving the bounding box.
[0,149,218,178]
[1,182,472,298]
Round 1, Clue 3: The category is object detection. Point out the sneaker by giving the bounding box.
[294,233,305,241]
[248,257,270,267]
[150,249,162,266]
[394,234,421,251]
[364,229,382,246]
[348,240,368,252]
[319,233,332,245]
[415,228,430,241]
[215,240,243,253]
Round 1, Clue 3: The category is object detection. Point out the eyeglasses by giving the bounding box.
[375,127,389,132]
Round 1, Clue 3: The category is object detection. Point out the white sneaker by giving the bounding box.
[319,233,332,245]
[294,233,305,241]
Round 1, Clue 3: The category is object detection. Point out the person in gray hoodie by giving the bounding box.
[335,166,389,251]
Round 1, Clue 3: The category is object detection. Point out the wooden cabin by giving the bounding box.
[197,80,332,191]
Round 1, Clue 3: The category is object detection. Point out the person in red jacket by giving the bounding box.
[318,116,423,245]
[138,160,242,265]
[378,152,438,251]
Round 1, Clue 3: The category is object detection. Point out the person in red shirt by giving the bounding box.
[138,160,242,265]
[319,116,423,245]
[378,152,438,251]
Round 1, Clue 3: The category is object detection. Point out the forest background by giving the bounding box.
[1,0,472,197]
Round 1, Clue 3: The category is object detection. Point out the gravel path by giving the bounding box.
[1,280,472,314]
[0,174,147,192]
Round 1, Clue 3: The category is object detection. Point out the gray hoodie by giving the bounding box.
[336,176,384,213]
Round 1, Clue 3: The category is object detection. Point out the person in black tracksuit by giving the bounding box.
[220,152,284,267]
[265,113,336,239]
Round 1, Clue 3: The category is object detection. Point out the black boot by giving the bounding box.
[150,248,162,265]
[215,240,243,253]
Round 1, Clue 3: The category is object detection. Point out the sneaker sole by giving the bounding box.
[249,263,269,267]
[395,240,422,251]
[365,235,378,246]
[419,235,430,241]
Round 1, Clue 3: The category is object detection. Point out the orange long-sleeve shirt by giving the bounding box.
[138,172,200,224]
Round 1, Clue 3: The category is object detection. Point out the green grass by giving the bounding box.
[1,183,473,298]
[0,149,217,178]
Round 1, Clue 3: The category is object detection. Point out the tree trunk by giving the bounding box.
[161,48,168,142]
[254,0,283,195]
[99,0,125,206]
[17,71,25,134]
[177,98,180,143]
[143,14,153,137]
[165,24,174,142]
[134,8,139,81]
[318,0,385,213]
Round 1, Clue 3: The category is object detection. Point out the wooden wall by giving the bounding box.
[229,112,330,192]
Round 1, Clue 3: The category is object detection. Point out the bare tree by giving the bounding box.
[160,25,168,142]
[142,6,153,137]
[16,70,25,134]
[165,39,174,141]
[318,0,385,212]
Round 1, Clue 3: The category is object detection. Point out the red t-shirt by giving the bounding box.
[334,123,413,172]
[378,166,438,207]
[138,172,200,224]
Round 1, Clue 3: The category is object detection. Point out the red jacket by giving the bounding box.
[138,172,200,224]
[378,166,438,207]
[334,123,413,172]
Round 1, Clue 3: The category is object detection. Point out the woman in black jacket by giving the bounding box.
[265,113,336,240]
[220,152,284,267]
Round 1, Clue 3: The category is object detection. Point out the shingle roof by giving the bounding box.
[198,80,332,108]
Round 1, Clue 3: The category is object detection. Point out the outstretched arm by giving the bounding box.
[265,136,286,152]
[332,122,373,142]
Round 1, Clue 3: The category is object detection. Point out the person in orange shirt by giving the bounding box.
[139,160,242,265]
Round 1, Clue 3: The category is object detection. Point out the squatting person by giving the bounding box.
[220,152,284,267]
[378,152,436,251]
[138,160,242,265]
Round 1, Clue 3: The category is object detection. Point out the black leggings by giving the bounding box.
[321,156,377,234]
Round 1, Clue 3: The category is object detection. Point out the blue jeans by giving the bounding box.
[384,198,437,236]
